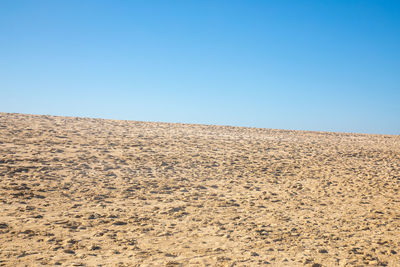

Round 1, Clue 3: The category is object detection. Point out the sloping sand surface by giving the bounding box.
[0,112,399,266]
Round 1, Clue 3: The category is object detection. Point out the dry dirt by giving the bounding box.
[0,112,399,266]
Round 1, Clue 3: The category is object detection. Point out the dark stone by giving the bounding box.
[64,249,75,254]
[113,221,127,226]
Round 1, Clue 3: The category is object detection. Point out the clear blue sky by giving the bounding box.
[1,0,399,134]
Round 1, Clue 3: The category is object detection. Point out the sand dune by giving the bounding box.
[0,112,399,266]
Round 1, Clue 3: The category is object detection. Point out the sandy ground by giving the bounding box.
[0,112,399,266]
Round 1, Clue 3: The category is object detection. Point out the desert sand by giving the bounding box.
[0,112,399,266]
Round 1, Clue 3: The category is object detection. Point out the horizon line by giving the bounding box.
[2,111,398,137]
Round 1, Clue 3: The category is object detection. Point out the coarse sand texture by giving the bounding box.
[0,113,399,266]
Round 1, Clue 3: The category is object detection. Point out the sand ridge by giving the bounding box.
[0,112,399,266]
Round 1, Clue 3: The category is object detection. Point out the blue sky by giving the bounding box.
[1,0,399,134]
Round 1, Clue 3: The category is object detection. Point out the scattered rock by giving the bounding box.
[63,249,75,254]
[113,221,127,226]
